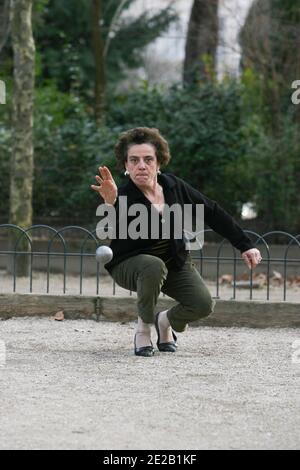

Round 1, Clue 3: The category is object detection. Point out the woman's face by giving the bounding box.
[125,143,160,189]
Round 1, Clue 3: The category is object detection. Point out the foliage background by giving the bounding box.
[0,0,299,232]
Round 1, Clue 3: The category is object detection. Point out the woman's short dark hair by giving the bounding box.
[115,127,171,170]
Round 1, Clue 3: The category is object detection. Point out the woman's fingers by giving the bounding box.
[103,166,114,180]
[99,166,114,181]
[91,178,112,193]
[242,248,262,269]
[99,166,108,180]
[242,253,252,269]
[91,184,100,192]
[92,167,117,202]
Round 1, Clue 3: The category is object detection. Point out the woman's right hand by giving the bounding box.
[91,166,118,205]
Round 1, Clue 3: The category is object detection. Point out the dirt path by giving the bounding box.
[0,317,299,449]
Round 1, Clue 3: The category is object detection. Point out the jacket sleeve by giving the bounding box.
[181,179,254,253]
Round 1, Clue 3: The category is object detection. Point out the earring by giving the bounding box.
[157,170,161,175]
[124,170,129,176]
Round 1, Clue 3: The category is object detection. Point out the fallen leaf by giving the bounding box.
[272,270,283,280]
[54,310,64,321]
[219,274,233,284]
[254,273,267,286]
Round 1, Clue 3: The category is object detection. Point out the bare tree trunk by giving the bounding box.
[91,0,106,126]
[9,0,35,275]
[296,22,300,128]
[240,0,300,131]
[183,0,218,86]
[0,0,11,53]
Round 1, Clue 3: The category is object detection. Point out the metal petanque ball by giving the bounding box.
[95,246,113,264]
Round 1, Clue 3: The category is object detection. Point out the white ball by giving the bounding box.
[95,246,113,264]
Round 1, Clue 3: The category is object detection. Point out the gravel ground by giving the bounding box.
[0,317,299,450]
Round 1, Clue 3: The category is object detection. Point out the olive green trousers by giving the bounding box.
[110,254,215,332]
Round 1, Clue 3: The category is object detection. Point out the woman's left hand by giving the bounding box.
[242,248,262,269]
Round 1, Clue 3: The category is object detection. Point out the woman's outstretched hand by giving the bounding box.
[91,166,118,205]
[242,248,262,269]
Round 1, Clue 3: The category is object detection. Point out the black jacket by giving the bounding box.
[103,172,253,273]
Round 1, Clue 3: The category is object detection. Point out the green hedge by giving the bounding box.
[0,80,299,231]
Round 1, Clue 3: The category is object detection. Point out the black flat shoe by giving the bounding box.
[155,312,177,353]
[134,334,155,357]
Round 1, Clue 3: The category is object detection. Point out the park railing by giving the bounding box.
[0,224,299,301]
